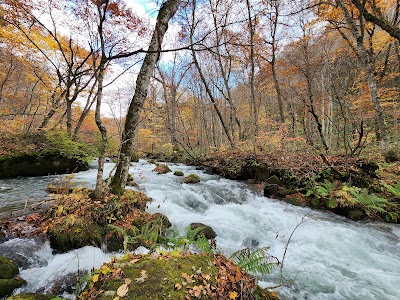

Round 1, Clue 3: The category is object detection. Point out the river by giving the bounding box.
[0,160,399,299]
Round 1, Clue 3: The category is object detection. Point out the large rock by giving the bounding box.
[0,255,19,279]
[183,174,200,184]
[263,175,288,198]
[0,154,88,178]
[0,278,27,298]
[190,223,217,239]
[0,255,26,298]
[152,164,171,174]
[48,217,103,252]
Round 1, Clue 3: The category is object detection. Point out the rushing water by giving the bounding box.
[0,160,399,299]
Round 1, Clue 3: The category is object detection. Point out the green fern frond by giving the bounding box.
[230,247,277,276]
[380,181,400,198]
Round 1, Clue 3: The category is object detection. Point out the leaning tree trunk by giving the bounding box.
[111,0,181,194]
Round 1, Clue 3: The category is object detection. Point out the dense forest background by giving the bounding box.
[0,0,399,162]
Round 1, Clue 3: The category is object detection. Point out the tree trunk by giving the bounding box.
[246,0,257,138]
[111,0,181,194]
[338,0,389,155]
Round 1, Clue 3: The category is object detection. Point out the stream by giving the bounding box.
[0,160,399,299]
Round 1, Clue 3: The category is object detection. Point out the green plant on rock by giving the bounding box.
[380,181,400,198]
[160,225,213,254]
[305,180,336,208]
[230,247,278,276]
[44,131,93,164]
[183,173,200,184]
[340,185,388,217]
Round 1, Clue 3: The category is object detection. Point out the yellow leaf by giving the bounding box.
[229,291,238,299]
[117,283,129,297]
[175,283,182,290]
[92,274,99,283]
[56,205,63,216]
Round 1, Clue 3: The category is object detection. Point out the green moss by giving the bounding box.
[7,293,66,300]
[48,217,103,252]
[0,278,26,298]
[183,174,200,184]
[173,170,184,176]
[82,254,217,300]
[0,256,19,279]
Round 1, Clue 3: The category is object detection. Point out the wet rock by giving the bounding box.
[153,164,171,174]
[183,174,200,184]
[48,217,103,252]
[190,223,217,239]
[347,209,364,221]
[152,213,171,228]
[173,170,184,176]
[242,237,260,250]
[0,255,26,298]
[7,293,66,300]
[0,154,88,178]
[0,278,27,298]
[263,175,288,198]
[0,238,48,269]
[0,255,19,279]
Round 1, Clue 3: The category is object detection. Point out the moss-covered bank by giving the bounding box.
[79,252,278,300]
[202,151,400,223]
[0,131,92,178]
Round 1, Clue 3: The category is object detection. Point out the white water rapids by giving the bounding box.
[0,160,399,299]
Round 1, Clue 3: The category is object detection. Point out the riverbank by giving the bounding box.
[198,150,399,223]
[0,171,278,299]
[1,160,399,299]
[0,132,93,178]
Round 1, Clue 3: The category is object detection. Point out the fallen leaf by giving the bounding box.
[125,278,132,285]
[175,283,182,290]
[117,283,129,297]
[229,291,238,299]
[92,274,99,283]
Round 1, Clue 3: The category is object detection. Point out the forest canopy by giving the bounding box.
[0,0,399,163]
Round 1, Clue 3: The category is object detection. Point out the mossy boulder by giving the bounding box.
[0,278,27,298]
[152,213,171,229]
[48,217,103,252]
[173,170,184,176]
[80,253,273,300]
[190,223,217,239]
[183,174,200,184]
[0,255,19,279]
[0,256,26,298]
[81,253,217,300]
[152,164,171,174]
[7,293,66,300]
[263,175,289,198]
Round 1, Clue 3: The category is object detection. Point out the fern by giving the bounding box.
[380,181,400,198]
[162,225,213,253]
[230,247,278,276]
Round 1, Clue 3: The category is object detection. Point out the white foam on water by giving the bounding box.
[1,160,399,299]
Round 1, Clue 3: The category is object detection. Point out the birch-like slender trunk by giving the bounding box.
[111,0,181,194]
